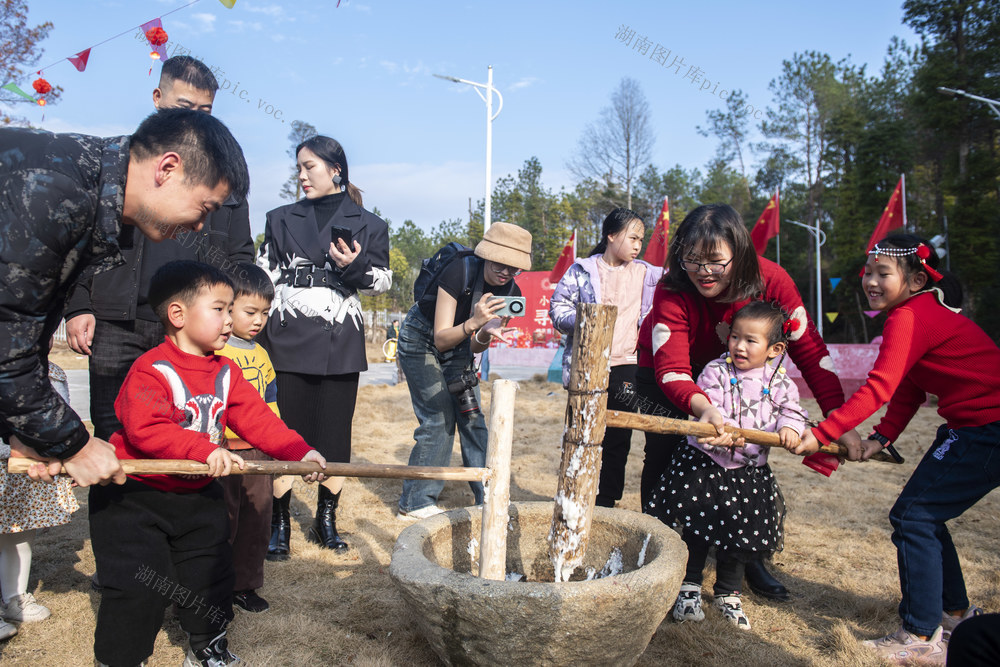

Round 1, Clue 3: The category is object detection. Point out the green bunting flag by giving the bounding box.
[2,82,35,102]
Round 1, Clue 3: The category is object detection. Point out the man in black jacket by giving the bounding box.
[64,56,254,440]
[0,108,250,486]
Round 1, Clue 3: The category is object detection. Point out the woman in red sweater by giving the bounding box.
[637,203,859,601]
[796,234,998,663]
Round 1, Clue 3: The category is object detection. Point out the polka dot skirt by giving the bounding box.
[648,445,785,557]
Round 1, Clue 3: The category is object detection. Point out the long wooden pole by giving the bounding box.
[548,303,617,583]
[6,458,490,481]
[479,379,517,581]
[605,411,902,464]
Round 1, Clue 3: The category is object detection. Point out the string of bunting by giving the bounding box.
[0,0,235,107]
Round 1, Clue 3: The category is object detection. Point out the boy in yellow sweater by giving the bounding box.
[216,263,281,613]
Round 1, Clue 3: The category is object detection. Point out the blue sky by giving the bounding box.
[9,0,917,237]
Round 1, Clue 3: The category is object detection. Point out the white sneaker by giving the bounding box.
[3,593,51,623]
[0,620,16,641]
[671,583,705,622]
[396,505,445,522]
[714,594,751,630]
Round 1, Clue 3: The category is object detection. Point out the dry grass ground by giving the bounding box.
[2,379,998,666]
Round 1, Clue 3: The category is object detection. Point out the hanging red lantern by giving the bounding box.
[32,77,52,95]
[145,26,169,60]
[145,26,168,46]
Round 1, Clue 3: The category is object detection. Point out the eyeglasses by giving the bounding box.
[491,262,521,277]
[679,257,734,275]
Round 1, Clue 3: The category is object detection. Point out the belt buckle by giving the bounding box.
[293,266,314,287]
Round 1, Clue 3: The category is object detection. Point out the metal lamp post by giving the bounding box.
[786,219,827,337]
[434,66,504,231]
[937,87,1000,121]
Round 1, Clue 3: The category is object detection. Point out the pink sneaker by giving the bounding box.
[862,625,946,664]
[940,604,984,636]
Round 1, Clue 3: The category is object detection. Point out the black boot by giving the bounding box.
[306,486,349,551]
[744,559,789,601]
[266,490,291,562]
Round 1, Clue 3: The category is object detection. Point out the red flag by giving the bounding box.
[67,48,92,72]
[642,196,670,266]
[865,175,906,252]
[548,230,576,284]
[750,190,780,255]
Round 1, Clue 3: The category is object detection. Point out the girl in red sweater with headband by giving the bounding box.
[796,233,998,664]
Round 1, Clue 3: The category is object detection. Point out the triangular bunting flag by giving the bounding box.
[864,310,881,318]
[67,48,92,72]
[140,18,167,60]
[218,0,237,7]
[829,277,841,290]
[826,312,839,323]
[1,82,36,101]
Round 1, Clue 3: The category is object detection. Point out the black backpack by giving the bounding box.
[413,242,480,311]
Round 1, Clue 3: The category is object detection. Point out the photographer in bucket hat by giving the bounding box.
[397,222,531,520]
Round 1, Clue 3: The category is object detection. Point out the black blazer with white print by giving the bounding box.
[258,195,391,375]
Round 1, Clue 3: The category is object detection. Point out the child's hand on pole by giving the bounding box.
[300,450,327,483]
[838,429,864,460]
[792,430,821,456]
[778,427,801,450]
[695,406,737,447]
[206,448,244,477]
[858,439,885,461]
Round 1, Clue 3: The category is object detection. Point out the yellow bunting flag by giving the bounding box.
[218,0,237,7]
[826,312,839,323]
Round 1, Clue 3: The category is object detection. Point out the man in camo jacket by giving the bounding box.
[0,108,249,486]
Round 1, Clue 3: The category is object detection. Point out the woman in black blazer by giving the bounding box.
[259,136,391,556]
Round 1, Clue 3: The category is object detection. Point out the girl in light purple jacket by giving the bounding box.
[549,208,663,508]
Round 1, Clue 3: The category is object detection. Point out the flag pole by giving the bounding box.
[775,188,781,266]
[901,173,907,231]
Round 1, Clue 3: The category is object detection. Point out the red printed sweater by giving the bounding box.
[813,290,1000,445]
[110,338,314,492]
[638,258,845,417]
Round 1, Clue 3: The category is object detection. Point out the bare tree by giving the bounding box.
[279,120,318,201]
[0,0,60,125]
[569,77,654,209]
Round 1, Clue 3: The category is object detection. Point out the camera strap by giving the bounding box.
[468,258,485,320]
[469,259,485,375]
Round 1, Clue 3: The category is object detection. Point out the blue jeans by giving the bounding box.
[397,306,486,512]
[890,422,1000,636]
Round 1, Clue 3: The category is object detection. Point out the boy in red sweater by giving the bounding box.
[89,260,326,667]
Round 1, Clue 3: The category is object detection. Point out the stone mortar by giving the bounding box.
[390,501,686,666]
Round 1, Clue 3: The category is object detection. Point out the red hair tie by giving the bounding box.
[782,318,800,336]
[915,244,943,282]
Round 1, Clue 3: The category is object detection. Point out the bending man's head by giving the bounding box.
[124,108,250,241]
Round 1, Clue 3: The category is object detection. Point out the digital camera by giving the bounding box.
[446,368,480,415]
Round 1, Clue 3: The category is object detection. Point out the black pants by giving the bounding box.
[635,366,687,512]
[596,364,638,506]
[90,479,234,666]
[948,614,1000,666]
[89,319,165,440]
[682,531,746,596]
